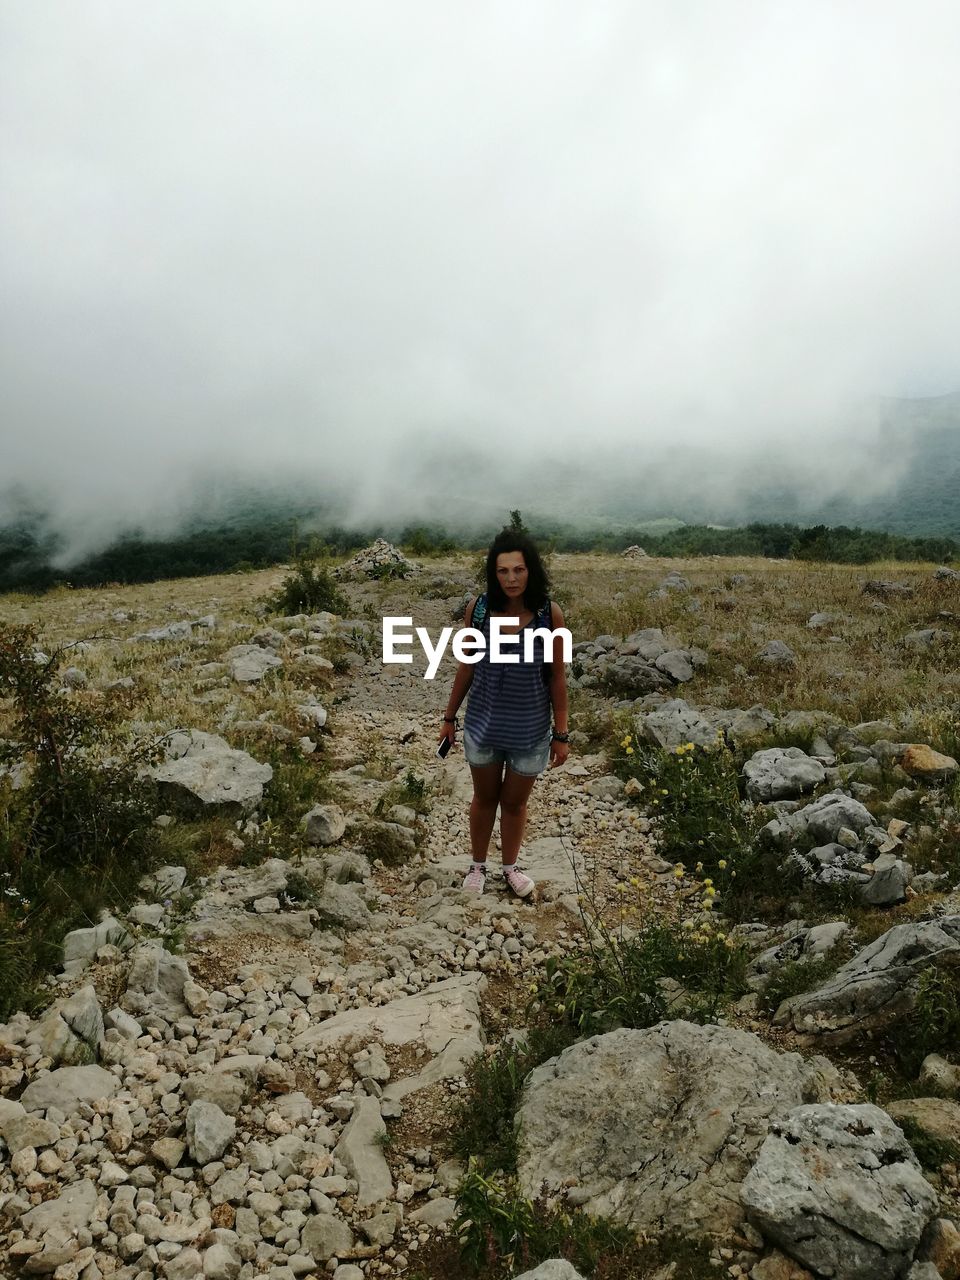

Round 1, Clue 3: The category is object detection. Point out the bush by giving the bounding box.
[449,1025,576,1174]
[611,735,762,880]
[536,893,749,1038]
[451,1169,717,1279]
[883,966,960,1076]
[267,556,349,615]
[0,624,165,1016]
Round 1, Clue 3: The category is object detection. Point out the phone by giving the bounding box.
[436,736,452,759]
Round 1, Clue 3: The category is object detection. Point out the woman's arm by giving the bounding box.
[438,597,477,745]
[548,601,569,765]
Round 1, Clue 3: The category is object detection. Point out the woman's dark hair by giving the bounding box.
[485,529,550,612]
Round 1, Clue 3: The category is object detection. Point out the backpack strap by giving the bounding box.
[469,593,488,630]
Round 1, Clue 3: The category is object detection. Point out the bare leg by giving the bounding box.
[498,769,538,864]
[469,762,504,861]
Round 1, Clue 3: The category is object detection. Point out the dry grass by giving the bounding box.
[3,553,958,749]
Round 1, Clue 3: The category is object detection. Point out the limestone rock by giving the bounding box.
[920,1055,960,1096]
[635,698,720,750]
[301,1213,354,1263]
[186,1100,236,1165]
[899,744,959,783]
[887,1096,960,1150]
[761,790,876,850]
[223,643,283,683]
[333,1096,393,1207]
[293,974,485,1101]
[303,803,347,846]
[124,943,193,1020]
[1,1112,60,1153]
[514,1265,586,1280]
[918,1217,960,1280]
[517,1021,847,1236]
[741,1103,938,1280]
[742,748,827,802]
[149,729,272,816]
[61,916,131,970]
[773,916,960,1044]
[757,639,796,666]
[19,1063,119,1115]
[21,1177,99,1236]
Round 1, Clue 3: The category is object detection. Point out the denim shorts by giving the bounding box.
[462,726,552,777]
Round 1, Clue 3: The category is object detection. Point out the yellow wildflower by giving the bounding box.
[625,746,634,755]
[718,859,727,870]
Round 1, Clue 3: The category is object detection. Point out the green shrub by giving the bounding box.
[373,769,430,818]
[450,1025,576,1174]
[536,902,749,1038]
[883,966,960,1076]
[0,624,166,1016]
[612,734,763,880]
[267,556,349,615]
[759,947,852,1016]
[451,1169,717,1279]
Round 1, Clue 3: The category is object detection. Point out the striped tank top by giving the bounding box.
[463,594,553,750]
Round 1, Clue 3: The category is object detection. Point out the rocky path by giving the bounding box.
[0,589,674,1280]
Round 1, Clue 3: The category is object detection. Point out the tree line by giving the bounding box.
[0,516,956,594]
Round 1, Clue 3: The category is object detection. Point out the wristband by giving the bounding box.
[443,715,458,725]
[551,730,569,742]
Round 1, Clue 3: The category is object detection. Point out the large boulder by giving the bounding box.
[635,698,722,750]
[761,790,875,850]
[516,1021,849,1236]
[741,1103,938,1280]
[773,916,960,1044]
[223,643,283,683]
[148,730,272,816]
[742,748,826,802]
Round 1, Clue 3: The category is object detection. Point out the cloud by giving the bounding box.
[2,1,959,556]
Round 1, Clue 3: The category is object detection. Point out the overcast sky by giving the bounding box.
[2,2,960,551]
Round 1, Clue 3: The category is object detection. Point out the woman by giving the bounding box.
[438,529,570,897]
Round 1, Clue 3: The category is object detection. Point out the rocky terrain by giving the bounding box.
[1,549,959,1280]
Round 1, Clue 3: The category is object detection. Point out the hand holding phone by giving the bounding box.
[436,736,452,759]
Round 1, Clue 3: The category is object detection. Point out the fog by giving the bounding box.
[2,2,960,558]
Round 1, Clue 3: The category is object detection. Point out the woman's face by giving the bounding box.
[495,551,529,603]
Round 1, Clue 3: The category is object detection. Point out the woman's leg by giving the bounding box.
[469,762,504,861]
[498,768,538,864]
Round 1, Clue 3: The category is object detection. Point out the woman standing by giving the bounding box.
[438,529,570,896]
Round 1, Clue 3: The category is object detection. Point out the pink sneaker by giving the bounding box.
[462,864,487,893]
[502,864,535,898]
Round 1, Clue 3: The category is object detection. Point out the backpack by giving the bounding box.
[468,593,555,683]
